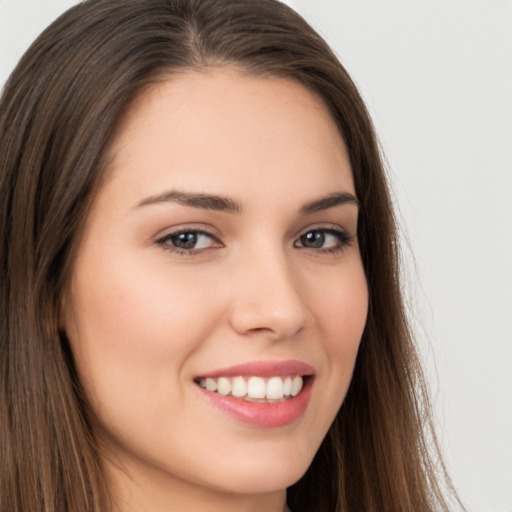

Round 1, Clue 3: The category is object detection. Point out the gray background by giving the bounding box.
[1,1,511,510]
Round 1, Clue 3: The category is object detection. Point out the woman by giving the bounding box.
[0,0,461,511]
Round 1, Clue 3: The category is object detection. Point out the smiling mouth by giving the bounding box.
[194,375,305,403]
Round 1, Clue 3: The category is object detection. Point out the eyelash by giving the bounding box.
[294,227,355,255]
[155,228,222,256]
[155,226,354,256]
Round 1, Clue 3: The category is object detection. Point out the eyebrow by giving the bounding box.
[299,192,359,215]
[136,190,358,214]
[137,190,243,213]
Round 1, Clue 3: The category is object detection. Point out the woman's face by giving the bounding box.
[63,68,368,507]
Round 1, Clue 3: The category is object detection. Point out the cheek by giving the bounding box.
[312,261,368,354]
[308,261,368,412]
[63,253,223,410]
[328,282,368,358]
[63,256,231,466]
[69,252,216,345]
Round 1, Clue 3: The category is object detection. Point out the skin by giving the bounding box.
[63,67,368,512]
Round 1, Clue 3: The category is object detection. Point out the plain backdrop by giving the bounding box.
[1,1,511,511]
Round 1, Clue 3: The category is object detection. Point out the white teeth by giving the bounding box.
[205,378,217,392]
[290,376,303,397]
[283,376,292,396]
[247,376,266,399]
[197,375,305,401]
[231,376,247,398]
[267,376,284,400]
[217,377,231,396]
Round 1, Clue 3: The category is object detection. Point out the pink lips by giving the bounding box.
[198,360,314,378]
[195,360,314,428]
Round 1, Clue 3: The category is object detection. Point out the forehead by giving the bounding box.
[103,66,354,206]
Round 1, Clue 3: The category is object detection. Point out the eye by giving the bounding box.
[294,228,353,253]
[156,229,220,253]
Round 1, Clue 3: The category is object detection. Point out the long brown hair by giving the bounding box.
[0,1,461,510]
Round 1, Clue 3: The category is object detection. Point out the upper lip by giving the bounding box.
[196,360,315,379]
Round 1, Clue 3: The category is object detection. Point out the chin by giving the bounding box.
[200,448,313,495]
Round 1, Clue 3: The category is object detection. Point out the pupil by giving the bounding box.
[302,231,324,248]
[173,232,197,249]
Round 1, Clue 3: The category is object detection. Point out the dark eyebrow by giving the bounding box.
[136,190,357,215]
[136,190,243,213]
[300,192,359,215]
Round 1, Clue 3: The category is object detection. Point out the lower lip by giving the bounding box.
[196,377,313,428]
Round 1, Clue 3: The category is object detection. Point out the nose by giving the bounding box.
[228,249,311,340]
